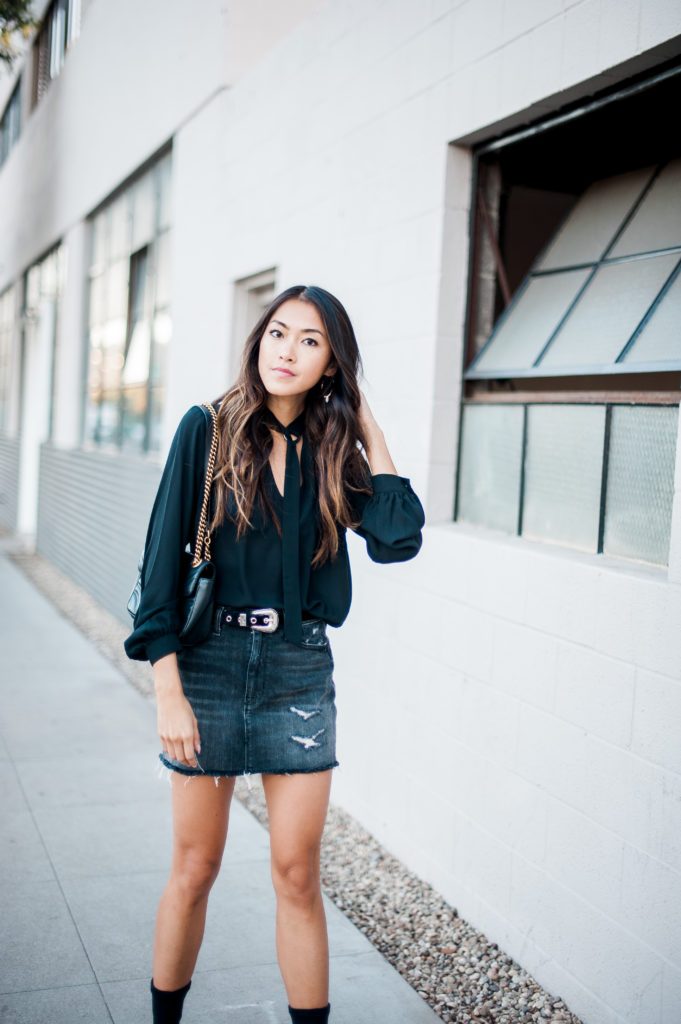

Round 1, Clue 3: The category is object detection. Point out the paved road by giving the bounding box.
[0,551,439,1023]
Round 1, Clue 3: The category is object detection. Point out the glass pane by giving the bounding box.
[109,194,130,259]
[151,311,172,386]
[157,152,172,231]
[540,253,679,369]
[154,232,172,308]
[25,266,41,311]
[603,406,678,565]
[122,321,151,386]
[100,344,123,391]
[84,398,99,444]
[537,167,654,270]
[131,173,155,251]
[56,245,67,293]
[129,248,150,321]
[457,404,524,532]
[610,158,681,258]
[153,309,172,346]
[103,317,126,353]
[96,393,119,446]
[120,384,148,452]
[41,250,59,298]
[107,259,129,320]
[88,272,106,327]
[148,387,165,452]
[522,405,605,551]
[86,329,103,391]
[67,0,82,44]
[472,268,592,374]
[49,0,67,77]
[91,211,108,270]
[623,265,681,365]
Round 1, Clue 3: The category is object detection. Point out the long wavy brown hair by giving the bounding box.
[209,285,372,566]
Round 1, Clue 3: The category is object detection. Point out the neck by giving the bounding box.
[266,395,305,427]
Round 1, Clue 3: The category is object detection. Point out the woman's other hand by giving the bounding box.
[153,653,201,767]
[358,389,398,476]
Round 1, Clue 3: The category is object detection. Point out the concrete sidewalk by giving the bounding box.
[0,552,439,1024]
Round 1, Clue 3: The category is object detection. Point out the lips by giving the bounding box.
[272,367,294,377]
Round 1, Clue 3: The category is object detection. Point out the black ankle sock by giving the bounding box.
[288,1004,330,1024]
[150,979,191,1024]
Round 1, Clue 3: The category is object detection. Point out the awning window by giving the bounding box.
[466,158,681,379]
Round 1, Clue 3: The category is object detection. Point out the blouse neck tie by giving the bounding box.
[264,409,306,644]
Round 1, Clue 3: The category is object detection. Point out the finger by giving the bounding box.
[182,735,198,767]
[193,720,201,756]
[167,739,186,765]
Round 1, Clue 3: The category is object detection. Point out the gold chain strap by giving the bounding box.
[192,402,219,567]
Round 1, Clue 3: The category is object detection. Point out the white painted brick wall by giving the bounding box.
[553,644,635,746]
[544,801,625,922]
[333,536,681,1024]
[662,963,681,1022]
[631,670,681,774]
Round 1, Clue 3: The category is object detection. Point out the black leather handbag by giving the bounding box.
[127,402,219,646]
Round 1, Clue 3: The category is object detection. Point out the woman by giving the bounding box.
[125,284,424,1024]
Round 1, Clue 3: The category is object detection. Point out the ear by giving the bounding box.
[323,360,337,378]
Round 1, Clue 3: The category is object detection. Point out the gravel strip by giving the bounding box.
[8,542,582,1024]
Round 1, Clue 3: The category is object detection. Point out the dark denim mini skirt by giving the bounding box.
[159,615,337,777]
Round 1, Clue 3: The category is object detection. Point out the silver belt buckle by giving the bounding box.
[250,607,279,633]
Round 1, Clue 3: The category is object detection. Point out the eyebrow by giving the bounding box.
[271,319,324,335]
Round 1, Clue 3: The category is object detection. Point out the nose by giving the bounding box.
[279,337,295,361]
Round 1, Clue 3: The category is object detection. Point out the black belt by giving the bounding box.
[219,606,281,633]
[218,606,318,634]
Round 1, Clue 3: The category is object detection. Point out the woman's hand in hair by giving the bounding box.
[153,653,201,767]
[358,389,398,476]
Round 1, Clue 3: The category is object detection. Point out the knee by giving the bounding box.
[271,854,320,909]
[172,850,222,903]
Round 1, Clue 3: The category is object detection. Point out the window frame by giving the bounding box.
[83,150,172,455]
[31,0,81,108]
[455,397,679,566]
[455,61,681,567]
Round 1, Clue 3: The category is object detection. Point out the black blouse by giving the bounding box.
[124,404,425,664]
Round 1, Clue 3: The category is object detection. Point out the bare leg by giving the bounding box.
[152,774,235,990]
[262,770,333,1009]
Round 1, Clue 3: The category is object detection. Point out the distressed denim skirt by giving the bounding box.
[159,615,337,777]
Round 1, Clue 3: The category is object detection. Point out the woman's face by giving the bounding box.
[258,298,336,401]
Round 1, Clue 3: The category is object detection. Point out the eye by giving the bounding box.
[269,328,283,339]
[302,337,319,346]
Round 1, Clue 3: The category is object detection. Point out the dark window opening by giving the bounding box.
[465,60,681,389]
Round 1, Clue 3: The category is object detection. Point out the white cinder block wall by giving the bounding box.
[206,4,681,1024]
[2,1,681,1023]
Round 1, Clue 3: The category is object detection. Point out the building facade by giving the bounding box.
[1,2,680,1022]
